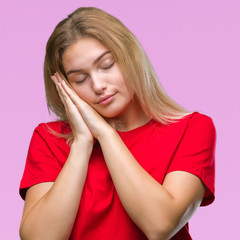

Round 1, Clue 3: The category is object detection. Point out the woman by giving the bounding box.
[19,7,216,240]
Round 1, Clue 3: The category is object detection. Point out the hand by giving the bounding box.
[51,73,94,145]
[51,73,113,141]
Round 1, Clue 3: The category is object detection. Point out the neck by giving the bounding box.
[105,100,151,132]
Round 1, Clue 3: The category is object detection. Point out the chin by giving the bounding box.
[93,101,131,119]
[97,108,125,119]
[100,112,121,119]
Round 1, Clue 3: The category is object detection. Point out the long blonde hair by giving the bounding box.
[44,7,190,134]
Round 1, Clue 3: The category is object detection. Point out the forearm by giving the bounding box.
[20,141,92,240]
[98,130,185,239]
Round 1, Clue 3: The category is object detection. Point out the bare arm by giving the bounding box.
[98,130,205,240]
[20,142,92,240]
[53,75,206,240]
[19,75,94,240]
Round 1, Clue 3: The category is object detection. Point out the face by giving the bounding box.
[62,37,136,119]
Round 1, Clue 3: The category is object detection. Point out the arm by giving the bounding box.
[19,75,94,240]
[98,130,205,240]
[20,142,92,240]
[58,76,206,240]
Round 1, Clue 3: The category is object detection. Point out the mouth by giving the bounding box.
[97,93,116,105]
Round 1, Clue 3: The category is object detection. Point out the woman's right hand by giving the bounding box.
[20,73,94,240]
[51,73,94,146]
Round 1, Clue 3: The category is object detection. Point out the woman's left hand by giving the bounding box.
[53,72,113,140]
[52,73,206,240]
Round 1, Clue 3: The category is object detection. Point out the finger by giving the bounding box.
[51,75,67,107]
[51,75,76,113]
[56,85,68,109]
[57,81,75,109]
[54,73,105,124]
[52,74,87,122]
[54,73,84,107]
[54,72,71,87]
[53,73,73,102]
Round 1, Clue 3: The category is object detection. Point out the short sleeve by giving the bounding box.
[167,113,216,206]
[19,124,62,200]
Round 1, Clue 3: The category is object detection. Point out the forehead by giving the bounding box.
[62,38,110,70]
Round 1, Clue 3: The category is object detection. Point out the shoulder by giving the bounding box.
[35,121,70,136]
[176,111,214,127]
[151,112,216,157]
[31,121,71,147]
[186,112,214,127]
[182,112,216,141]
[165,112,216,206]
[169,112,216,169]
[152,112,216,141]
[166,112,216,137]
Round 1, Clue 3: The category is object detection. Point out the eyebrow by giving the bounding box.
[66,50,111,76]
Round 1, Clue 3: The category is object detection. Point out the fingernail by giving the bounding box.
[51,76,56,82]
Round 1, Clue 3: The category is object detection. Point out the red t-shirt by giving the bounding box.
[20,112,216,239]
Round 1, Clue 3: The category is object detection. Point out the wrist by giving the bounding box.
[97,125,117,143]
[71,137,93,153]
[67,140,93,167]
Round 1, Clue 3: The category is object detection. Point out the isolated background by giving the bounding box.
[1,0,239,239]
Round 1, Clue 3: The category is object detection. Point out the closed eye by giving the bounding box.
[75,75,89,84]
[101,62,115,70]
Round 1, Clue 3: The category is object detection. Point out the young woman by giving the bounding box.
[19,7,216,240]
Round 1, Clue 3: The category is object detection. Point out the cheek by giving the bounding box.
[72,86,92,102]
[114,71,134,97]
[119,80,134,99]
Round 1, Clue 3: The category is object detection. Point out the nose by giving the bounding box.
[91,73,107,94]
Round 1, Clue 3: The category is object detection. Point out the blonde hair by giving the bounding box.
[44,7,190,139]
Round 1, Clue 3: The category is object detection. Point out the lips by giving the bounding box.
[97,93,116,104]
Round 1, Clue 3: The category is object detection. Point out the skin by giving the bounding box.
[19,38,205,240]
[61,37,149,130]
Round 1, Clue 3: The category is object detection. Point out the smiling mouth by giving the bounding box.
[97,93,116,105]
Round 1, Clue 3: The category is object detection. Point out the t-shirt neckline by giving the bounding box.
[116,119,156,136]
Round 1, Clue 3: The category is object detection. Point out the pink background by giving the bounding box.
[1,0,239,239]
